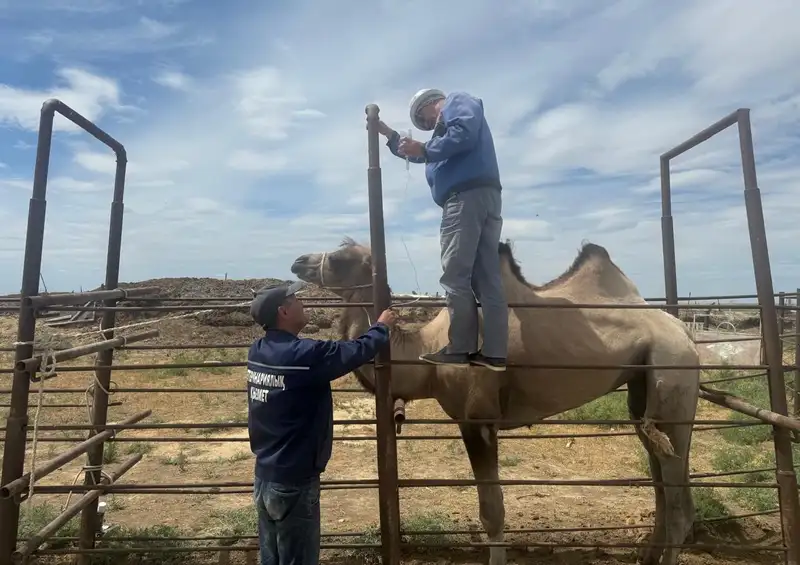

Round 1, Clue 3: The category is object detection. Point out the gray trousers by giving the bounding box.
[439,186,508,358]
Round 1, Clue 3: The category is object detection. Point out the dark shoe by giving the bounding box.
[469,352,507,372]
[419,347,470,366]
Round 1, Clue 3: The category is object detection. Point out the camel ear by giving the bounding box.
[362,255,372,268]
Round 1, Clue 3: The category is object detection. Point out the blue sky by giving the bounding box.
[1,0,799,299]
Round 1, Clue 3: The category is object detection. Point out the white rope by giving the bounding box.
[394,130,423,309]
[25,345,58,506]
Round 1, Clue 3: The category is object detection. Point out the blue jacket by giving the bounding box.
[386,91,502,207]
[246,323,390,484]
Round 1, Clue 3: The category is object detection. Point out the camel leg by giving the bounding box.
[460,423,506,565]
[633,428,667,565]
[629,374,667,565]
[641,363,697,565]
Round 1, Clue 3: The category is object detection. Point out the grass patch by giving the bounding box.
[102,441,119,464]
[560,392,628,427]
[124,442,155,456]
[161,448,190,471]
[334,511,462,565]
[693,487,731,521]
[18,502,80,549]
[499,455,521,467]
[206,506,258,538]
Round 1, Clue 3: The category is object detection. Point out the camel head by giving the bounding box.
[290,236,373,298]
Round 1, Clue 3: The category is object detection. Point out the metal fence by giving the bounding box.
[0,100,797,565]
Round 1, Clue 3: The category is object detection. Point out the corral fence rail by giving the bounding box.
[0,101,797,565]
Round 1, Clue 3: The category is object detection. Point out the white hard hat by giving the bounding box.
[409,88,446,131]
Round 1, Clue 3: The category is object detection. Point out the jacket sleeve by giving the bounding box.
[311,323,391,381]
[386,131,426,164]
[423,92,482,162]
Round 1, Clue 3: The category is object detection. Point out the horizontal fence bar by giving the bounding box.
[16,329,159,373]
[0,402,123,409]
[26,540,786,556]
[0,423,767,444]
[24,508,780,543]
[32,302,787,312]
[0,371,772,394]
[0,417,768,432]
[21,476,778,493]
[1,360,790,374]
[2,290,796,304]
[26,286,162,308]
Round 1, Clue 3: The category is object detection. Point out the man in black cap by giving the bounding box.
[246,281,396,565]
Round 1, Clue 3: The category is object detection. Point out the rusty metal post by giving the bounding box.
[659,156,679,317]
[77,134,128,564]
[364,103,401,565]
[794,289,800,418]
[737,109,800,565]
[0,101,56,565]
[779,292,786,338]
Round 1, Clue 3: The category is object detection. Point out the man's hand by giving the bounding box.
[377,308,397,328]
[398,138,425,158]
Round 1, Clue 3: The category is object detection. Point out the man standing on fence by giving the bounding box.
[246,281,396,565]
[376,88,508,371]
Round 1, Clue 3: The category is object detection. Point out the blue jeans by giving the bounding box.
[439,186,508,358]
[253,476,321,565]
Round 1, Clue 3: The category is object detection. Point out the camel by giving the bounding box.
[290,236,701,565]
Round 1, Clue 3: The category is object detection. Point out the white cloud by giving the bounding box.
[0,68,122,132]
[152,69,192,91]
[226,149,288,172]
[1,0,800,297]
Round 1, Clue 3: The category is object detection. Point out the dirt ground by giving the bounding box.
[0,287,789,565]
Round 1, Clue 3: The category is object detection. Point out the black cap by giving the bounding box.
[250,281,307,328]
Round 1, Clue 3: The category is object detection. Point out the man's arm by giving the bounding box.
[310,323,391,381]
[423,93,483,163]
[386,130,426,164]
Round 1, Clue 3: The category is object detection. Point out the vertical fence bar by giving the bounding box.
[779,292,786,337]
[795,289,800,418]
[659,157,679,317]
[364,103,401,565]
[0,101,56,565]
[77,143,128,564]
[736,109,800,565]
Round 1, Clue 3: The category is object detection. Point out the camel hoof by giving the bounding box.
[489,546,506,565]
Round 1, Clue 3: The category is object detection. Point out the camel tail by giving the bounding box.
[641,417,676,458]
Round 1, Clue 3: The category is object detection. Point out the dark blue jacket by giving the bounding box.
[246,323,390,484]
[386,91,502,207]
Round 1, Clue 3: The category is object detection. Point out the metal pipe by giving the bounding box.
[21,540,788,555]
[22,476,776,494]
[0,98,56,565]
[15,329,159,373]
[2,360,790,374]
[12,454,141,562]
[26,286,161,308]
[699,385,800,432]
[737,108,800,564]
[394,399,405,434]
[0,402,123,409]
[0,421,767,443]
[0,410,150,500]
[795,289,800,418]
[38,301,774,311]
[0,416,766,432]
[365,102,401,565]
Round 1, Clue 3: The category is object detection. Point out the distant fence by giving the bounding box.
[0,102,798,565]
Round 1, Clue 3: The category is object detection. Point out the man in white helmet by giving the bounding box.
[375,89,508,371]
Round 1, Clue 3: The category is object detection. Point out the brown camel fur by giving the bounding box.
[290,236,700,565]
